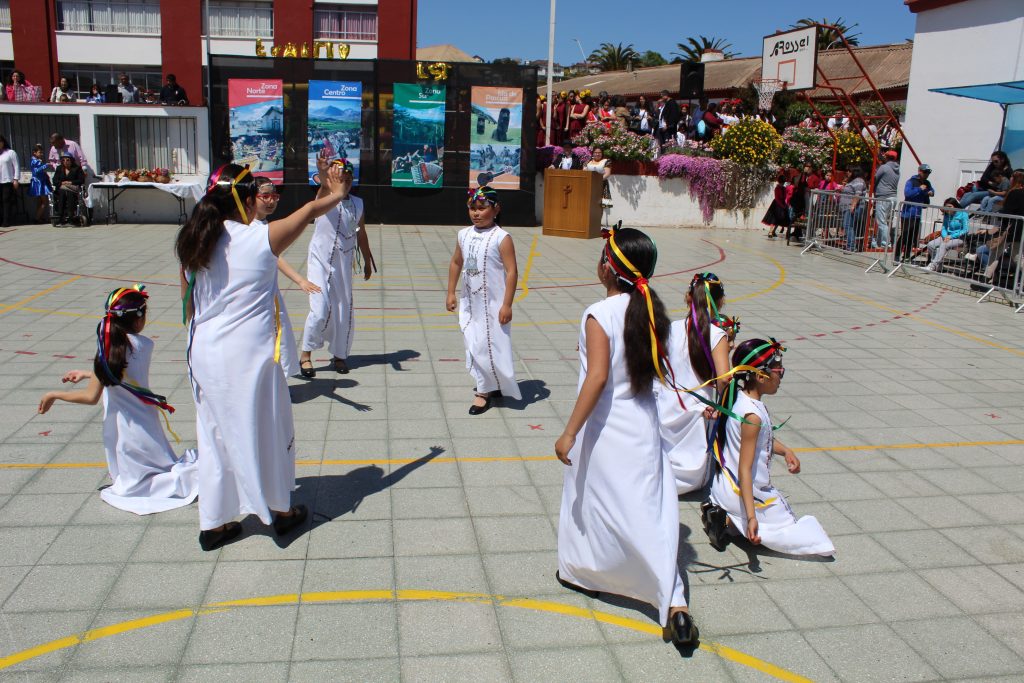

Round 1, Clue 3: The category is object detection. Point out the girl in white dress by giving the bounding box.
[657,272,734,494]
[702,338,835,557]
[37,285,199,515]
[445,186,522,415]
[252,176,321,379]
[555,227,698,646]
[176,161,345,551]
[299,158,375,378]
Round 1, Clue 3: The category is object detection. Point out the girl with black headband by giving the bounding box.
[446,186,521,414]
[37,285,199,515]
[555,227,698,647]
[656,272,738,494]
[701,338,834,557]
[176,159,346,551]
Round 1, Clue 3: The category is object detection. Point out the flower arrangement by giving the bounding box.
[535,145,562,171]
[833,130,873,168]
[571,146,592,164]
[113,168,172,183]
[656,154,728,224]
[778,127,832,171]
[571,123,655,162]
[708,118,781,166]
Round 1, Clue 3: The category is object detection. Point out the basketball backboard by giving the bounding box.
[762,26,817,91]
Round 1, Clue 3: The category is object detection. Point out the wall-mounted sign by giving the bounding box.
[307,80,363,186]
[255,38,351,60]
[391,83,446,188]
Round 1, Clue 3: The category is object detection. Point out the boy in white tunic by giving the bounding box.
[555,227,698,646]
[702,338,835,557]
[299,158,375,377]
[38,285,199,515]
[446,186,521,415]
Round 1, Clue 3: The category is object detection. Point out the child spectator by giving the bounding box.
[28,144,52,223]
[924,198,971,272]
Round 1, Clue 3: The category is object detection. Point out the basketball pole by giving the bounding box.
[544,0,556,146]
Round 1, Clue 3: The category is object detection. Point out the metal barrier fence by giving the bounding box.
[803,189,1024,313]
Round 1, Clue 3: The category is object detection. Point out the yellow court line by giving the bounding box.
[4,439,1022,470]
[0,589,812,682]
[0,276,82,316]
[807,279,1024,358]
[729,249,787,303]
[514,233,540,303]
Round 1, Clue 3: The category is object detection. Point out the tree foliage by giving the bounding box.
[635,50,668,67]
[671,36,737,63]
[587,42,639,72]
[789,18,862,49]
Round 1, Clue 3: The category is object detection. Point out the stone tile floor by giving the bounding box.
[1,222,1023,681]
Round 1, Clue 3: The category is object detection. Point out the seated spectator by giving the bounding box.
[49,76,78,103]
[116,73,141,104]
[48,133,90,174]
[979,169,1010,214]
[960,151,1012,208]
[6,70,39,102]
[972,170,1024,282]
[85,84,106,104]
[925,198,970,272]
[52,154,85,227]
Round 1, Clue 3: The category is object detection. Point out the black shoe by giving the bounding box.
[333,357,349,374]
[299,360,315,379]
[468,395,492,415]
[199,522,242,551]
[669,610,699,646]
[700,502,730,552]
[556,570,599,599]
[272,504,308,535]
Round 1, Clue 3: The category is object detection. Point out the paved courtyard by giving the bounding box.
[1,221,1024,682]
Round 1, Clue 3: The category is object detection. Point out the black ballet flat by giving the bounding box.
[468,395,492,415]
[199,521,242,551]
[556,570,599,599]
[333,357,349,374]
[669,610,699,646]
[273,504,308,535]
[700,502,730,552]
[299,360,316,379]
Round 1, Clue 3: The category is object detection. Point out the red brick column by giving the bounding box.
[160,0,203,104]
[377,0,416,60]
[10,0,59,89]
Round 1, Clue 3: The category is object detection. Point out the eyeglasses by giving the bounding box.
[770,367,786,379]
[256,192,280,199]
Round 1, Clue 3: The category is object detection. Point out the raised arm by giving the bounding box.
[267,165,344,256]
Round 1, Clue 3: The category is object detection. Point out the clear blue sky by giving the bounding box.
[416,0,917,64]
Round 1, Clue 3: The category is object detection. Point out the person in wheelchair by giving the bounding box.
[52,153,86,227]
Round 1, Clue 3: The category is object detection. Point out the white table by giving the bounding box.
[89,181,204,224]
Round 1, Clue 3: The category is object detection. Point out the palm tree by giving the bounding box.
[790,18,863,50]
[671,36,737,63]
[587,42,639,72]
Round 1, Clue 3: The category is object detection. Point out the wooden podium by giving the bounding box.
[542,168,603,239]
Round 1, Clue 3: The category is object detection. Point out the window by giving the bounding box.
[0,1,11,30]
[0,112,81,171]
[314,4,377,42]
[60,64,162,101]
[205,0,273,38]
[57,1,160,34]
[97,116,198,174]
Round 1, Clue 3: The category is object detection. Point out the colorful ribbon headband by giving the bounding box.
[332,157,354,174]
[96,286,178,433]
[713,315,740,336]
[689,272,726,371]
[601,226,666,385]
[467,186,498,206]
[207,164,251,225]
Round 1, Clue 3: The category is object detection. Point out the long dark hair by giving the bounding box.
[687,273,725,384]
[93,290,147,387]
[175,164,256,272]
[712,337,784,453]
[604,228,670,394]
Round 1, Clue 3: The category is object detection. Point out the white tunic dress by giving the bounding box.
[557,294,686,624]
[302,195,362,360]
[253,218,298,378]
[457,224,521,400]
[101,334,199,515]
[710,392,834,556]
[188,219,296,530]
[656,321,726,494]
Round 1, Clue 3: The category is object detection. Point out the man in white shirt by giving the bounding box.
[0,134,20,227]
[117,73,141,104]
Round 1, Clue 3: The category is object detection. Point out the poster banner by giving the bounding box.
[307,80,363,186]
[228,79,284,184]
[391,83,446,188]
[469,87,523,190]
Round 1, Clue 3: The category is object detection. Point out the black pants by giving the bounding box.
[0,182,15,227]
[54,187,79,222]
[896,214,921,261]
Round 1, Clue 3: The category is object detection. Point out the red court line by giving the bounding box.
[790,291,945,342]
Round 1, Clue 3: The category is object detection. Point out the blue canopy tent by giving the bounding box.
[930,80,1024,168]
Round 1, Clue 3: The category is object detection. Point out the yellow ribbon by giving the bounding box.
[273,295,282,364]
[605,232,666,385]
[230,166,251,224]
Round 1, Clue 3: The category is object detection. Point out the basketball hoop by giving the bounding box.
[752,78,784,111]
